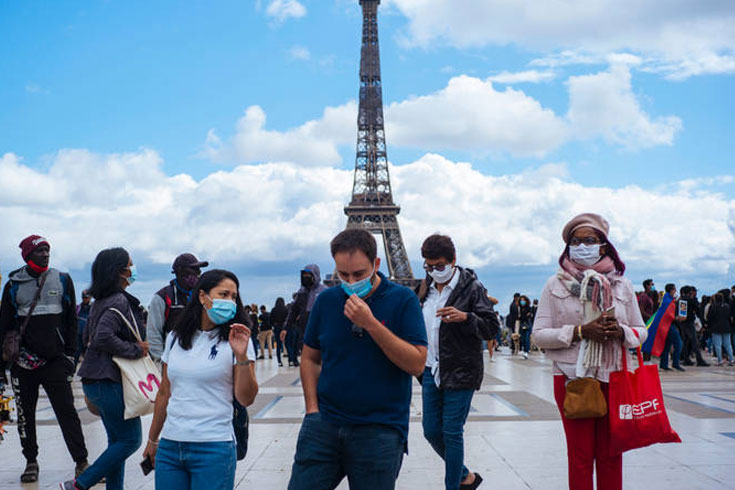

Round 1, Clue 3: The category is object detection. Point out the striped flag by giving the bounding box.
[642,292,676,357]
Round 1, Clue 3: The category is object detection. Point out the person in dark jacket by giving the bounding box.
[270,297,289,367]
[0,235,88,483]
[61,247,149,490]
[518,295,533,359]
[280,264,327,367]
[679,286,708,367]
[707,293,733,366]
[637,279,656,322]
[75,290,93,364]
[147,253,208,363]
[417,234,498,490]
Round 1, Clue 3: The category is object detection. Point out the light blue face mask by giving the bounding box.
[125,265,138,285]
[340,266,375,299]
[206,295,237,325]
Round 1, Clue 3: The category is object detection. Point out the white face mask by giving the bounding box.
[569,244,602,267]
[429,265,455,284]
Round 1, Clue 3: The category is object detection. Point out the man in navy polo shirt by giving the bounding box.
[287,229,428,490]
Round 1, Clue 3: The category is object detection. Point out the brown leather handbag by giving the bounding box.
[563,377,608,419]
[2,273,48,363]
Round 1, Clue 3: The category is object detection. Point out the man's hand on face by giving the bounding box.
[344,294,377,331]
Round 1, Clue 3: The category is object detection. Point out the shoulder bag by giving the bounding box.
[109,307,162,419]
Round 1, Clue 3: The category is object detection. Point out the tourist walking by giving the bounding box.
[518,295,533,358]
[61,247,146,490]
[258,305,273,359]
[417,234,498,490]
[147,253,208,362]
[533,213,647,490]
[0,235,89,483]
[75,290,93,365]
[659,284,685,372]
[280,264,327,367]
[287,229,427,490]
[707,293,733,366]
[143,269,258,490]
[270,297,289,366]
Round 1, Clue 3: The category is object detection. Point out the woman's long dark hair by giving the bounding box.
[89,247,130,300]
[271,297,288,324]
[173,269,246,350]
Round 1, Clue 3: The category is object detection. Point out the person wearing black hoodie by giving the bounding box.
[270,297,289,366]
[417,234,499,490]
[0,235,88,483]
[280,264,326,367]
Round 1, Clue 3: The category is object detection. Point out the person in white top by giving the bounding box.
[142,269,258,490]
[416,234,499,490]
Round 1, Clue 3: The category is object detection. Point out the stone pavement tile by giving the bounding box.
[624,465,730,490]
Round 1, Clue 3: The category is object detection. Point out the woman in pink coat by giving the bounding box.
[532,213,647,490]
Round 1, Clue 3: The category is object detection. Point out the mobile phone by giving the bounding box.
[603,306,615,320]
[140,456,154,476]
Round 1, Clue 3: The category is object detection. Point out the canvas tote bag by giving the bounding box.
[109,307,162,419]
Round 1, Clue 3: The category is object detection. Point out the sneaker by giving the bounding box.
[660,366,671,372]
[288,361,294,367]
[278,362,283,367]
[522,352,529,359]
[74,460,89,478]
[59,480,83,490]
[697,361,710,367]
[21,461,39,483]
[681,361,694,366]
[673,366,686,372]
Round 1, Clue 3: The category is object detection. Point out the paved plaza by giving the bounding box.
[2,349,734,489]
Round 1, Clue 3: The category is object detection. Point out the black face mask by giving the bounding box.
[301,274,314,288]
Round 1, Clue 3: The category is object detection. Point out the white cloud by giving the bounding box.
[203,102,356,165]
[385,75,567,157]
[25,83,50,94]
[288,45,311,61]
[205,67,680,163]
[265,0,306,23]
[486,70,556,84]
[2,151,732,285]
[387,0,735,79]
[566,64,682,149]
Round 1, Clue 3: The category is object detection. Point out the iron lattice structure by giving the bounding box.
[338,0,417,288]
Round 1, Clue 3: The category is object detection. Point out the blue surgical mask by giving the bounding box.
[205,295,237,325]
[125,265,138,285]
[340,266,375,299]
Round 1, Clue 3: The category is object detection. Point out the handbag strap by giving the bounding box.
[621,329,644,371]
[19,272,49,338]
[108,307,142,342]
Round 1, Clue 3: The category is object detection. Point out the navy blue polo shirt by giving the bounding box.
[303,272,427,442]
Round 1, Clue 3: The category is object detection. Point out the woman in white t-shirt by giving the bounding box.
[143,269,258,490]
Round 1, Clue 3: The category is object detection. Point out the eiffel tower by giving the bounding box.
[336,0,417,288]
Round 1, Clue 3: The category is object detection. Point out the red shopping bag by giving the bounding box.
[608,338,681,454]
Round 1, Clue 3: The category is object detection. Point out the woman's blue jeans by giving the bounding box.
[76,381,141,490]
[156,438,236,490]
[712,333,734,363]
[421,368,475,490]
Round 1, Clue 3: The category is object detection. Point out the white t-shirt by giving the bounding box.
[422,269,460,387]
[161,329,255,442]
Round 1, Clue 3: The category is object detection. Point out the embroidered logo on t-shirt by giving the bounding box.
[209,344,218,360]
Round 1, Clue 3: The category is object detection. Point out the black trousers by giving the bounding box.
[680,323,705,364]
[10,356,88,463]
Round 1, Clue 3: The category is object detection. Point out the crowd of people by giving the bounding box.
[636,279,735,370]
[0,213,730,490]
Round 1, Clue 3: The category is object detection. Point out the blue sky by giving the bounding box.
[1,0,734,312]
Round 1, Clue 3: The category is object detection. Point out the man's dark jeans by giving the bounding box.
[287,412,404,490]
[660,325,683,369]
[421,367,474,490]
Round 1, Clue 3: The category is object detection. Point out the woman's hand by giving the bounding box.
[229,323,252,361]
[580,318,610,342]
[137,341,150,357]
[142,440,157,467]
